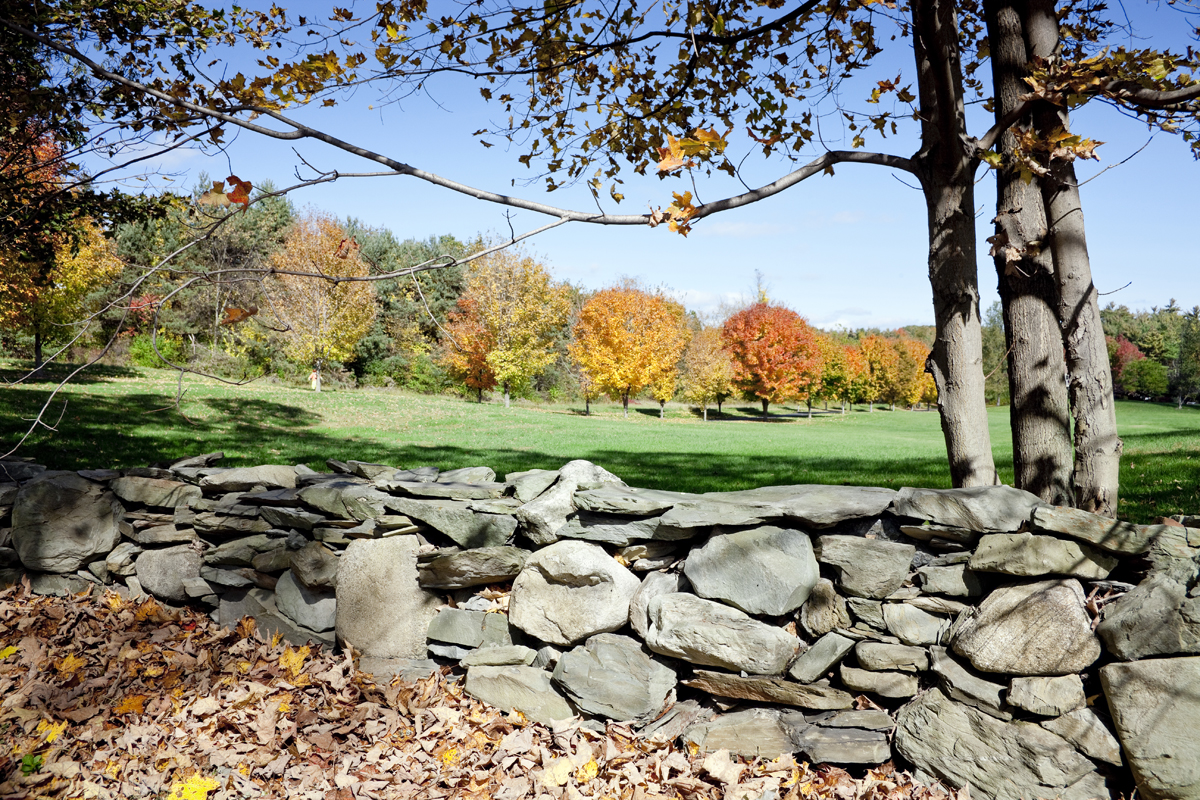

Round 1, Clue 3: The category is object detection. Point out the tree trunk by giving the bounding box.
[623,390,629,418]
[33,326,43,369]
[985,0,1073,505]
[585,395,590,416]
[504,383,510,408]
[1024,0,1123,516]
[717,398,723,415]
[761,398,769,419]
[659,400,665,418]
[703,405,708,422]
[912,0,998,488]
[806,399,812,419]
[477,386,483,403]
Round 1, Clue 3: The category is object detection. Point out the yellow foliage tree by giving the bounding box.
[570,285,691,418]
[860,334,900,412]
[442,247,570,407]
[682,326,735,421]
[261,210,376,388]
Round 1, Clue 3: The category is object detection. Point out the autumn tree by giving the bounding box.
[681,326,735,422]
[570,286,690,418]
[442,295,496,402]
[441,248,570,407]
[818,338,868,415]
[892,335,936,410]
[859,335,902,413]
[260,211,376,388]
[721,304,819,420]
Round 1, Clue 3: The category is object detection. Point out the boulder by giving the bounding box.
[1031,505,1159,554]
[969,532,1118,579]
[683,670,854,710]
[684,525,820,615]
[386,497,517,549]
[11,472,122,573]
[882,603,949,646]
[335,536,441,659]
[682,707,808,758]
[644,592,800,675]
[892,485,1045,533]
[1101,656,1200,800]
[895,688,1109,800]
[551,634,676,721]
[464,665,574,725]
[417,546,529,589]
[789,632,855,683]
[1007,675,1086,717]
[800,578,851,637]
[951,579,1101,675]
[199,465,297,492]
[275,570,337,632]
[111,476,201,508]
[290,542,339,589]
[134,544,203,603]
[629,570,690,640]
[508,540,639,646]
[816,536,915,599]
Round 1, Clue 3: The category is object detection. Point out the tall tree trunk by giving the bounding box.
[806,399,812,419]
[761,398,769,419]
[1024,0,1123,516]
[912,0,999,488]
[33,326,43,369]
[585,395,590,416]
[659,400,665,418]
[985,0,1073,505]
[703,405,708,422]
[478,386,483,403]
[504,383,510,408]
[623,390,629,418]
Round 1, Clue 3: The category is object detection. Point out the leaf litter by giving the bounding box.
[0,582,967,800]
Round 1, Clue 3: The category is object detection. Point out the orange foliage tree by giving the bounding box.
[859,335,901,412]
[721,303,819,419]
[442,295,497,402]
[570,285,690,418]
[892,334,937,410]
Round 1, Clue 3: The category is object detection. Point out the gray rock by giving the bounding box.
[882,603,950,646]
[1097,527,1200,660]
[794,726,892,765]
[573,485,698,515]
[346,461,396,481]
[111,476,201,508]
[854,642,929,672]
[789,632,855,683]
[507,540,638,646]
[514,460,624,545]
[135,544,203,603]
[1008,675,1086,717]
[892,485,1045,533]
[30,573,90,596]
[816,536,915,599]
[428,642,474,660]
[125,523,197,546]
[298,479,389,521]
[0,461,47,482]
[231,586,335,648]
[439,466,497,484]
[714,484,897,528]
[106,541,143,577]
[629,570,690,640]
[808,710,895,730]
[359,656,440,682]
[928,646,1012,721]
[847,597,886,629]
[394,466,439,483]
[951,579,1101,675]
[199,465,297,492]
[417,546,528,589]
[464,665,574,724]
[839,664,919,698]
[461,645,538,667]
[1031,505,1158,555]
[427,607,511,649]
[260,506,326,531]
[907,596,971,615]
[251,547,291,573]
[684,526,820,615]
[1101,656,1200,800]
[619,541,678,567]
[556,511,673,546]
[192,512,271,537]
[386,497,517,548]
[1040,708,1124,767]
[682,707,807,758]
[895,688,1109,800]
[335,536,441,659]
[645,592,800,675]
[532,645,562,671]
[381,480,506,501]
[289,542,339,589]
[276,570,337,632]
[915,564,983,597]
[899,522,979,543]
[505,469,558,502]
[551,633,676,721]
[801,578,851,637]
[969,532,1119,579]
[684,670,855,710]
[199,565,255,587]
[11,472,123,573]
[658,500,769,530]
[204,534,283,567]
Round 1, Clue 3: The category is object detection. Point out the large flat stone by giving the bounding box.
[335,536,441,659]
[645,592,800,675]
[11,472,122,573]
[682,707,807,758]
[1031,505,1157,554]
[915,564,983,597]
[199,465,297,492]
[969,532,1118,579]
[111,476,201,509]
[794,726,891,765]
[816,536,915,599]
[684,525,820,615]
[1101,656,1200,800]
[683,670,854,710]
[417,546,529,589]
[838,665,919,698]
[573,485,698,515]
[892,485,1045,533]
[789,632,855,683]
[556,511,681,546]
[378,480,506,501]
[855,641,928,672]
[552,633,675,721]
[385,497,517,549]
[465,665,574,725]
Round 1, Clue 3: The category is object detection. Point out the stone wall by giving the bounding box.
[2,455,1198,800]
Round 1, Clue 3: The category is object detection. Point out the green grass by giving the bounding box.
[3,362,1200,522]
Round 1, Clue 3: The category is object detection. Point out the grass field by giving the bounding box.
[3,363,1199,522]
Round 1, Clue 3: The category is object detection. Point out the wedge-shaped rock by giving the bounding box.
[204,534,283,567]
[461,645,537,667]
[789,632,855,683]
[1040,708,1123,767]
[684,670,854,710]
[951,579,1101,675]
[1031,505,1158,554]
[438,466,496,484]
[915,564,982,597]
[573,485,698,515]
[801,578,851,637]
[298,479,389,521]
[509,540,639,645]
[892,485,1044,533]
[1008,675,1086,717]
[514,460,624,545]
[552,633,676,721]
[629,570,690,640]
[645,592,800,675]
[505,469,558,503]
[290,541,339,589]
[816,536,915,599]
[417,546,528,589]
[386,497,517,548]
[682,707,807,758]
[882,603,949,646]
[276,569,336,632]
[928,646,1011,721]
[895,688,1109,800]
[11,472,122,573]
[465,665,574,725]
[1101,656,1200,800]
[684,525,820,615]
[969,532,1118,579]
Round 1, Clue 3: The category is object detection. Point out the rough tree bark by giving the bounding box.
[984,0,1073,505]
[912,0,999,487]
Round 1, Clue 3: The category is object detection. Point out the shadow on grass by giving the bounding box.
[0,362,142,385]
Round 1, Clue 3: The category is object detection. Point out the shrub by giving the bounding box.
[128,331,188,367]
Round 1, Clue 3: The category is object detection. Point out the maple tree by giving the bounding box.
[681,326,736,422]
[891,335,937,411]
[441,295,497,403]
[817,338,869,415]
[721,303,819,420]
[570,286,691,418]
[260,211,377,387]
[859,335,902,413]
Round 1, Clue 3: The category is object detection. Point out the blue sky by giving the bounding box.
[130,2,1199,330]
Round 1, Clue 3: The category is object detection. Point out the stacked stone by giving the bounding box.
[2,454,1199,800]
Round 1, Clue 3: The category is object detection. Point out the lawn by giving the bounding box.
[3,363,1199,522]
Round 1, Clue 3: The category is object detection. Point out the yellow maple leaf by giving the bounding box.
[0,645,17,660]
[35,719,68,743]
[279,646,309,680]
[166,774,221,800]
[56,653,86,677]
[115,695,147,715]
[575,759,599,783]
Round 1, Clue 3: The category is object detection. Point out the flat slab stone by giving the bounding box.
[552,633,676,721]
[465,665,574,725]
[969,532,1118,579]
[379,480,506,500]
[427,607,511,649]
[684,525,820,615]
[892,485,1045,533]
[807,710,895,731]
[386,497,517,549]
[199,465,297,492]
[854,641,928,672]
[951,579,1101,676]
[417,546,529,589]
[205,534,284,567]
[1008,675,1086,717]
[789,632,855,683]
[816,536,915,599]
[683,670,854,710]
[895,688,1109,800]
[1101,656,1200,800]
[111,476,201,508]
[645,592,800,675]
[556,511,681,546]
[298,479,388,521]
[1040,708,1123,767]
[438,466,496,484]
[915,564,983,597]
[682,707,807,758]
[461,645,537,667]
[573,485,699,515]
[661,485,896,531]
[794,726,891,765]
[839,664,918,698]
[1031,505,1157,554]
[882,603,949,646]
[505,469,558,503]
[928,646,1011,720]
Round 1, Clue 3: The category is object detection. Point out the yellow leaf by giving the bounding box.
[36,719,68,743]
[545,758,573,787]
[166,774,221,800]
[441,747,460,767]
[0,645,17,660]
[575,759,599,783]
[56,653,86,677]
[115,695,147,715]
[279,646,309,680]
